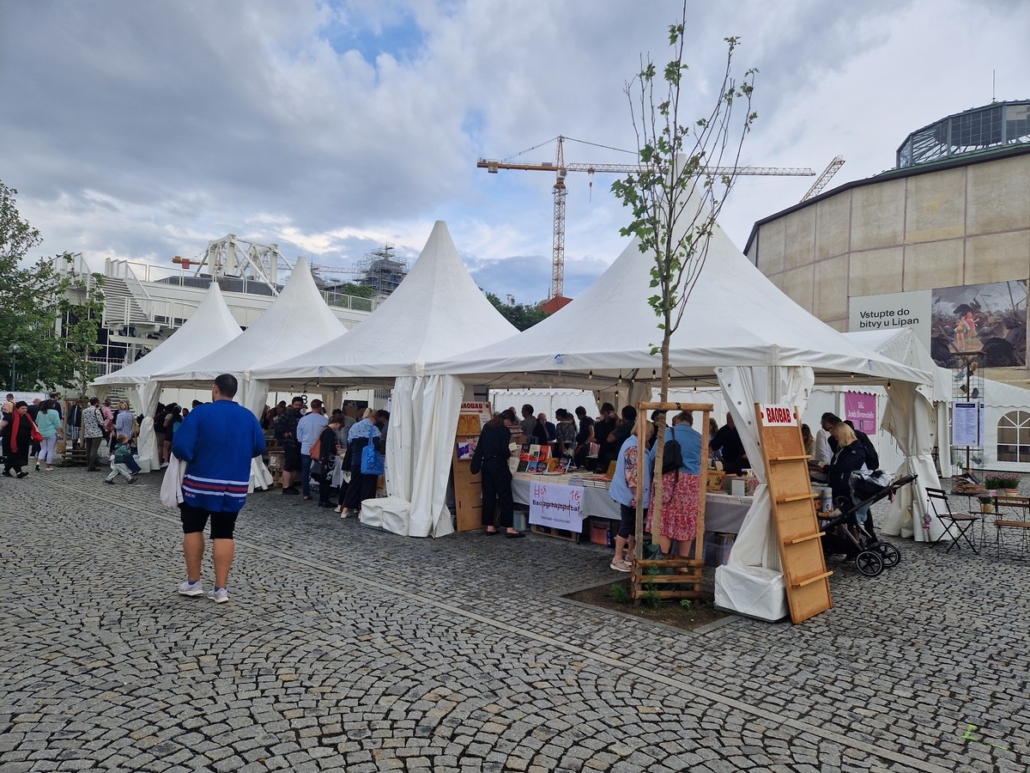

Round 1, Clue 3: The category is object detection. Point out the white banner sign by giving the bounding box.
[528,481,585,532]
[848,290,932,351]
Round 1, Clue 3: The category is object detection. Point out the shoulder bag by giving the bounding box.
[360,424,384,476]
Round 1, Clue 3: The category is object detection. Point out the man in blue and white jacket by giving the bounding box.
[172,373,265,604]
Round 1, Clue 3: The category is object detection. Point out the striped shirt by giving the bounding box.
[172,399,265,513]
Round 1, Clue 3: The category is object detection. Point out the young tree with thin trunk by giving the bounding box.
[611,4,757,541]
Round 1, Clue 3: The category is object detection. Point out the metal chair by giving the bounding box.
[927,487,979,554]
[992,496,1030,559]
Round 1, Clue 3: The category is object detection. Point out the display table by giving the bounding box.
[510,473,752,534]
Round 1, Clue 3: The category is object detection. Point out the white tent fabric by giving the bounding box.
[251,222,517,538]
[154,258,346,418]
[879,380,948,542]
[843,329,950,542]
[252,221,518,384]
[713,365,813,622]
[425,219,932,387]
[427,210,932,618]
[92,283,242,417]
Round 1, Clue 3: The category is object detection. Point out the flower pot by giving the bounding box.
[1005,488,1020,497]
[980,503,994,513]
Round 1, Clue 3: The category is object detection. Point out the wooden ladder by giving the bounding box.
[756,404,833,623]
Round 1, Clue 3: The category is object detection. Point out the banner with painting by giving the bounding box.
[849,280,1027,369]
[930,280,1026,369]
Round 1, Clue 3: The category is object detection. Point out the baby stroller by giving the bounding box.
[820,473,918,577]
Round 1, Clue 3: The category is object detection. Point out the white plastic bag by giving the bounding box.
[159,455,185,508]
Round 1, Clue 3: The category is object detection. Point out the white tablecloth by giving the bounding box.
[510,474,751,534]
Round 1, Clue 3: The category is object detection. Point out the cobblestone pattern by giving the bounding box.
[0,469,1027,772]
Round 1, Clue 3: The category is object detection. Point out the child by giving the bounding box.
[105,434,137,484]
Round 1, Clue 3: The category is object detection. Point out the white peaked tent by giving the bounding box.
[252,221,519,537]
[154,258,346,488]
[843,328,952,542]
[91,283,242,472]
[92,282,243,416]
[428,212,933,621]
[155,257,346,417]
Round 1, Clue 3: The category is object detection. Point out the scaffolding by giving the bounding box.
[357,244,408,297]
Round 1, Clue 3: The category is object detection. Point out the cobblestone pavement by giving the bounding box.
[2,469,1029,772]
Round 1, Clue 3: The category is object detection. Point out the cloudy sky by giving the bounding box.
[2,0,1027,304]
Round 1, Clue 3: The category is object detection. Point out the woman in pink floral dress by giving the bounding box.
[647,411,703,558]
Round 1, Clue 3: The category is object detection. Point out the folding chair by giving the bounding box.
[926,488,979,554]
[992,496,1030,559]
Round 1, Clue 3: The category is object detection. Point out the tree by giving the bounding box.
[336,282,375,299]
[610,3,756,538]
[485,292,549,331]
[0,181,106,391]
[58,257,106,397]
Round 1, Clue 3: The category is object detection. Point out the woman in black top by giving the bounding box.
[2,402,35,477]
[470,410,521,537]
[826,423,867,512]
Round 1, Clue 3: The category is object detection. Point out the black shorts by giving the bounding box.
[283,443,302,472]
[618,503,645,539]
[180,503,239,540]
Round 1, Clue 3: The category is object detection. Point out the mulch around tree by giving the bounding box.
[565,578,729,632]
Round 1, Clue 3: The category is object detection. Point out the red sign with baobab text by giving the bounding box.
[761,404,796,426]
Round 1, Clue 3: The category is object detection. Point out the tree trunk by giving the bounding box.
[650,332,671,544]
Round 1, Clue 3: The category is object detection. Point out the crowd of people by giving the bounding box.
[3,381,884,599]
[264,397,390,518]
[470,401,745,561]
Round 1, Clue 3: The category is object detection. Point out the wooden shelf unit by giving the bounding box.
[756,404,833,624]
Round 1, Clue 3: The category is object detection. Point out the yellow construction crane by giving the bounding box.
[478,135,818,302]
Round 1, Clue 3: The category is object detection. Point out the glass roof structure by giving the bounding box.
[897,100,1030,168]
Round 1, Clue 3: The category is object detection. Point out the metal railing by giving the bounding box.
[87,357,126,378]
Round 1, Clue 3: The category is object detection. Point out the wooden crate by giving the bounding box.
[531,525,581,542]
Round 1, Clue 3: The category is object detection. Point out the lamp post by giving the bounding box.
[9,344,19,392]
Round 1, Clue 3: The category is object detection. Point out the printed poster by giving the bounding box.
[844,393,877,434]
[529,481,585,532]
[952,401,985,447]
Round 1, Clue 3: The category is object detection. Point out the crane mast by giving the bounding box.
[478,135,818,301]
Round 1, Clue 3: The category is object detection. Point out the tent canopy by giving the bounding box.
[426,220,932,389]
[92,282,242,388]
[154,257,346,388]
[843,328,950,402]
[251,221,518,388]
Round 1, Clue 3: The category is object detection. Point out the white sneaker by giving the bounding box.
[178,579,204,597]
[206,587,229,604]
[610,560,631,572]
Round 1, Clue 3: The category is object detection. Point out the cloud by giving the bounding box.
[1,0,1027,302]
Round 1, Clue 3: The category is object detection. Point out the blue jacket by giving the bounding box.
[172,400,266,513]
[647,424,703,475]
[609,435,652,509]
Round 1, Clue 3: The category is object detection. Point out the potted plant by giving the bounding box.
[978,495,995,513]
[998,475,1021,496]
[983,474,1021,496]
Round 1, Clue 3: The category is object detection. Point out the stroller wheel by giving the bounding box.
[877,542,901,568]
[855,550,884,577]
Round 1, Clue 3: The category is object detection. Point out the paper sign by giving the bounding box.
[760,405,796,426]
[528,482,584,532]
[952,401,985,447]
[844,392,878,434]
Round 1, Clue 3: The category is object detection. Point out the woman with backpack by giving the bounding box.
[646,411,704,558]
